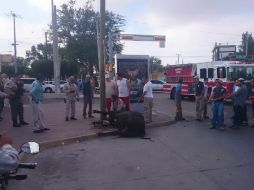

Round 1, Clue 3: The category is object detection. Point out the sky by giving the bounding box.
[1,0,254,65]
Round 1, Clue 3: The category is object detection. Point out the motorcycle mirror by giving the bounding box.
[20,142,40,154]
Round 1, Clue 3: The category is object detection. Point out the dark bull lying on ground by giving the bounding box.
[93,110,146,138]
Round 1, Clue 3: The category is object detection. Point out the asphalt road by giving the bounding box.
[8,93,254,190]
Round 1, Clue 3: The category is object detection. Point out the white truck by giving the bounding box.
[114,54,150,102]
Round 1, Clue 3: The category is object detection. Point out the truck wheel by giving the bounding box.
[170,88,175,100]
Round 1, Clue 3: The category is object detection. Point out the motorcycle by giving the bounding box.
[0,142,39,190]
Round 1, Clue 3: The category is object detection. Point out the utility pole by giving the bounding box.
[11,12,18,73]
[176,53,181,65]
[99,0,106,119]
[52,0,60,92]
[45,32,48,60]
[246,33,250,57]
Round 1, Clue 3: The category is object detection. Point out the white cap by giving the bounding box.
[86,74,90,78]
[105,73,110,78]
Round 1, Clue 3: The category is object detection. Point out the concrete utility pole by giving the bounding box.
[45,32,48,60]
[99,0,106,119]
[11,12,18,73]
[52,1,60,92]
[176,54,181,65]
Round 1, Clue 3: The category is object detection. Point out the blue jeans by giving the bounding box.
[212,102,224,127]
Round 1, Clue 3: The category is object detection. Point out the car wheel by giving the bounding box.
[45,88,52,93]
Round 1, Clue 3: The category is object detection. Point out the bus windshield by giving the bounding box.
[227,66,254,80]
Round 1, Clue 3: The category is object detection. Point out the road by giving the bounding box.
[8,93,254,190]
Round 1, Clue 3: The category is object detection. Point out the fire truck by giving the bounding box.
[163,61,254,99]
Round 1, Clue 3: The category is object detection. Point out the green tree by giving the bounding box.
[150,56,164,72]
[57,0,125,74]
[239,32,254,56]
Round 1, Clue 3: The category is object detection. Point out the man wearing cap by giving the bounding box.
[63,76,79,121]
[194,76,204,121]
[0,74,6,122]
[239,78,248,126]
[249,79,254,128]
[105,74,117,112]
[229,78,248,129]
[82,74,94,118]
[4,74,28,127]
[208,79,227,130]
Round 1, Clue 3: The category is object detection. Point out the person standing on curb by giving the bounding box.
[203,78,209,119]
[140,77,153,123]
[4,74,28,127]
[82,74,94,118]
[64,76,79,121]
[228,79,245,129]
[175,78,185,121]
[208,79,227,130]
[249,79,254,128]
[105,73,117,112]
[0,74,5,122]
[194,76,204,121]
[30,74,50,133]
[116,73,131,111]
[238,78,248,127]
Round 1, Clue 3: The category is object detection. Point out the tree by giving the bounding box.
[25,0,125,78]
[149,56,164,73]
[239,32,254,56]
[57,0,125,74]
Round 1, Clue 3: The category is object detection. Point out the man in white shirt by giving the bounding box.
[105,74,117,112]
[140,77,153,123]
[116,73,130,111]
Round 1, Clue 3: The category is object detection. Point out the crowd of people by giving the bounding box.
[174,76,254,130]
[0,71,155,135]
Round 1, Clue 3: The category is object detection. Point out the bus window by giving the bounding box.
[208,68,214,79]
[217,67,226,78]
[200,68,207,79]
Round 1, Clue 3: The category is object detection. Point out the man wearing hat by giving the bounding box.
[63,76,79,121]
[4,74,28,127]
[105,73,117,112]
[82,74,94,118]
[229,78,248,129]
[208,79,227,130]
[194,76,204,121]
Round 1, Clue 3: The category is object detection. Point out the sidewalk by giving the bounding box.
[0,96,174,150]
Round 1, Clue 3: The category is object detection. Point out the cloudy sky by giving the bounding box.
[1,0,254,65]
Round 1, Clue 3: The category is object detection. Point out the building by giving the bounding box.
[212,43,236,61]
[0,54,13,66]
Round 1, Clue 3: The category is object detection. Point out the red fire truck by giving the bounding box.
[163,61,254,99]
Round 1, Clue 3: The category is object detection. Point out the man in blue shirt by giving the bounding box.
[175,78,185,121]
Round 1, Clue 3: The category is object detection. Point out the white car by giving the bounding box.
[43,80,67,92]
[150,79,166,91]
[20,78,55,93]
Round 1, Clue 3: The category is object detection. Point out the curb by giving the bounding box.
[38,119,175,150]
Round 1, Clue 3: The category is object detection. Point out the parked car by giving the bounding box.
[20,78,55,93]
[150,79,166,91]
[43,80,67,92]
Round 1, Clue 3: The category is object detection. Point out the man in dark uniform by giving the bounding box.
[5,74,28,127]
